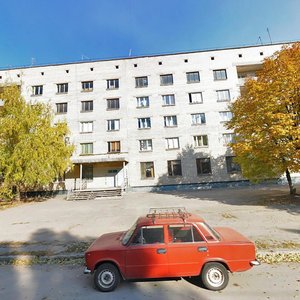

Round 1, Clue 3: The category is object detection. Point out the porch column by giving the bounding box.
[80,164,83,190]
[123,161,126,190]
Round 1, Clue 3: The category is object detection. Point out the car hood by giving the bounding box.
[86,231,125,252]
[214,227,253,244]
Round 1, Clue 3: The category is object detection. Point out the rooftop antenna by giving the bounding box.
[81,54,90,60]
[31,57,36,66]
[267,28,273,44]
[128,49,132,57]
[257,36,263,45]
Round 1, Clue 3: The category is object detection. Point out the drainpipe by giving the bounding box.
[80,164,83,190]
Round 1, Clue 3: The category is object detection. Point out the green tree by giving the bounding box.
[0,84,74,200]
[227,42,300,195]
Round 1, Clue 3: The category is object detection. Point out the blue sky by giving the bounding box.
[0,0,299,68]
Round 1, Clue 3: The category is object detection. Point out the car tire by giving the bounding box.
[94,263,121,292]
[201,262,229,291]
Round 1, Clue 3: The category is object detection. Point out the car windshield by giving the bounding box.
[122,222,137,245]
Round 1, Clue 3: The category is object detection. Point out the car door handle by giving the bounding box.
[198,246,208,252]
[157,248,167,254]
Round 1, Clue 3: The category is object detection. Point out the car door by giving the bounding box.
[167,224,209,277]
[125,225,168,279]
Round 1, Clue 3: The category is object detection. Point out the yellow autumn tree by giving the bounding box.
[0,84,74,200]
[227,42,300,195]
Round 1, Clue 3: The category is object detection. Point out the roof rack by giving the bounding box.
[146,207,191,223]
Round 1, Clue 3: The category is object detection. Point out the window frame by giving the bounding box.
[196,158,212,175]
[32,85,43,96]
[138,117,151,129]
[81,81,93,91]
[56,102,68,114]
[81,100,93,112]
[80,143,93,155]
[107,98,120,110]
[167,160,182,176]
[80,121,93,133]
[136,96,150,108]
[107,79,119,90]
[135,76,148,88]
[186,71,200,83]
[217,89,231,102]
[160,74,173,86]
[107,141,121,153]
[139,139,153,151]
[189,92,203,104]
[162,94,175,106]
[165,137,180,150]
[107,119,120,131]
[140,161,155,179]
[57,83,68,94]
[213,69,227,80]
[164,115,178,127]
[226,156,241,173]
[191,113,206,125]
[193,135,208,147]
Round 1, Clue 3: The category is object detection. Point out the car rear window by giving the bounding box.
[168,225,204,243]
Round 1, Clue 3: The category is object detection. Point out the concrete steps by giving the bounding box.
[67,188,122,201]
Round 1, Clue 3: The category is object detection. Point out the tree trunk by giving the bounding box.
[285,168,296,195]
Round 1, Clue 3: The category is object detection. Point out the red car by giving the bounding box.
[84,207,259,292]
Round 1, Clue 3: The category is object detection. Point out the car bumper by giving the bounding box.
[250,260,260,266]
[84,267,91,274]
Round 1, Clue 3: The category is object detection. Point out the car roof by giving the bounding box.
[136,213,205,226]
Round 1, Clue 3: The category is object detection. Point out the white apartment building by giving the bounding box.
[0,43,287,191]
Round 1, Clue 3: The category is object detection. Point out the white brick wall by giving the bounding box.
[0,43,286,188]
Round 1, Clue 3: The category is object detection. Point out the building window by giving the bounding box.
[217,89,231,102]
[32,85,43,96]
[168,160,182,176]
[107,119,120,131]
[82,81,93,91]
[186,71,200,83]
[138,117,151,129]
[194,135,208,147]
[107,79,119,90]
[223,133,235,145]
[140,162,155,179]
[160,74,173,86]
[139,139,152,151]
[226,156,241,173]
[56,102,67,114]
[57,83,68,94]
[219,111,233,122]
[164,115,177,127]
[191,113,206,125]
[189,92,203,104]
[137,96,149,108]
[135,76,148,88]
[108,141,121,153]
[80,121,93,133]
[107,98,120,110]
[81,100,93,112]
[81,143,93,155]
[82,165,93,180]
[165,137,180,149]
[196,158,212,175]
[162,94,175,106]
[213,69,227,80]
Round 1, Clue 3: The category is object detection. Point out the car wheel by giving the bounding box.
[201,262,229,291]
[94,263,121,292]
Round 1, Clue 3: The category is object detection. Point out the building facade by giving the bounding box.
[0,43,287,191]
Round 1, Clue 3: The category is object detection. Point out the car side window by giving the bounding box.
[131,226,164,245]
[169,225,204,243]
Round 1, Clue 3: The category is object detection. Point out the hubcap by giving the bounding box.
[206,267,224,287]
[98,270,115,288]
